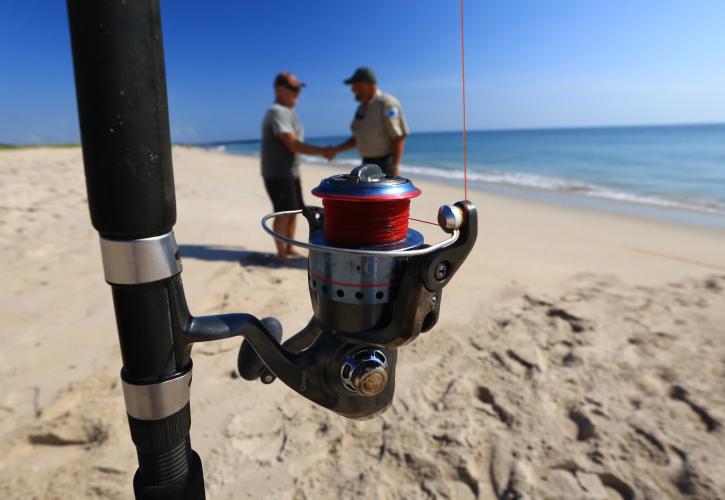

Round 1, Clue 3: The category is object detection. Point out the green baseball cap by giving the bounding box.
[344,67,377,85]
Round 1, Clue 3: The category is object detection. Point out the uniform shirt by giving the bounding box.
[351,89,409,158]
[261,103,304,179]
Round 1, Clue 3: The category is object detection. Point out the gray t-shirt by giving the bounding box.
[261,103,304,179]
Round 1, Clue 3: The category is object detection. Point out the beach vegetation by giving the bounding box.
[0,143,79,150]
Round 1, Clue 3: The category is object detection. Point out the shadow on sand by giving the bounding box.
[179,244,307,270]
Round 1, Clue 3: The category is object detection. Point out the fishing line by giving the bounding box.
[312,168,421,248]
[408,217,440,226]
[322,199,411,247]
[460,0,468,202]
[409,0,469,227]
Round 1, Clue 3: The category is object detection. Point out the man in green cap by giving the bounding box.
[329,67,409,176]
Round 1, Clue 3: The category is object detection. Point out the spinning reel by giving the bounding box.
[236,164,478,419]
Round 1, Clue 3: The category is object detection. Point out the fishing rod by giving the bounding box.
[66,1,477,498]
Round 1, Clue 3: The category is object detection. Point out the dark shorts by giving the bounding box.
[362,155,394,176]
[263,176,304,212]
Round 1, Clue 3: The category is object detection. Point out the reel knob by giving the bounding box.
[340,348,389,396]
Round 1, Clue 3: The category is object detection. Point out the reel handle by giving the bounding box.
[238,317,283,382]
[184,311,393,419]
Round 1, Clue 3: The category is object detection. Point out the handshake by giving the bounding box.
[321,146,339,162]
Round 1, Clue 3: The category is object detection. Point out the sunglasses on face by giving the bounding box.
[283,84,302,93]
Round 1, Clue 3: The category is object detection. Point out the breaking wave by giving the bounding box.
[397,164,725,215]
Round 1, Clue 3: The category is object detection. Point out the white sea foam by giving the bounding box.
[301,155,359,167]
[398,164,725,216]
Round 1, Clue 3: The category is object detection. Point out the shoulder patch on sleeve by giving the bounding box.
[385,106,399,118]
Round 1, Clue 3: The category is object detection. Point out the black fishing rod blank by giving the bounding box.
[67,1,202,498]
[67,1,477,499]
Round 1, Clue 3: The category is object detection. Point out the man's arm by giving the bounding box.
[333,136,356,153]
[278,132,331,156]
[391,136,405,175]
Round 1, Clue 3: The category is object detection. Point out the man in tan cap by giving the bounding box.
[261,72,334,262]
[329,67,409,176]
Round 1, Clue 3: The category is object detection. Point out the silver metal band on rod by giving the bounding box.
[100,231,182,285]
[261,209,460,257]
[122,369,193,421]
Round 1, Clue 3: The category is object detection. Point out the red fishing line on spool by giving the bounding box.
[312,164,421,248]
[322,199,411,247]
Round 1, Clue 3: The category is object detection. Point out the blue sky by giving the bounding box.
[1,0,724,144]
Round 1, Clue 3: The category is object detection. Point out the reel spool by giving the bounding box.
[311,164,421,247]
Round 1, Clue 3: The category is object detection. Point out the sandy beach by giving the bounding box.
[1,145,724,499]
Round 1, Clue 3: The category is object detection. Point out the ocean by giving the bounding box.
[212,123,725,229]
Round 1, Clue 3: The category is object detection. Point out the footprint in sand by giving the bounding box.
[669,385,721,433]
[629,424,670,466]
[568,407,596,441]
[475,386,514,427]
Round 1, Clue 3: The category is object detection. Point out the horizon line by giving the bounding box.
[197,120,725,147]
[3,120,724,148]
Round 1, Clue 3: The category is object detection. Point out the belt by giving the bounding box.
[362,155,392,166]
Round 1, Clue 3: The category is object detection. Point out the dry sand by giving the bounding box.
[1,146,724,499]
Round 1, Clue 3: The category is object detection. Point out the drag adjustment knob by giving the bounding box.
[340,348,389,396]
